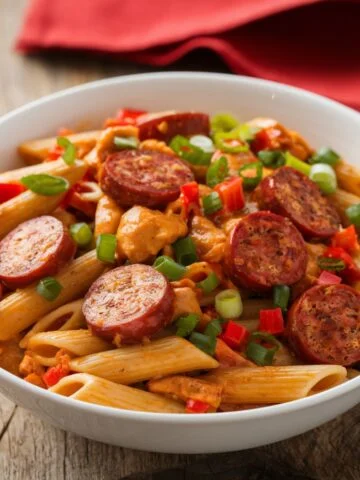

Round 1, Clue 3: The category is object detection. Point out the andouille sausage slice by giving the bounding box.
[83,264,174,344]
[254,167,340,239]
[287,284,360,366]
[0,216,76,289]
[137,111,210,142]
[226,211,308,291]
[100,149,194,208]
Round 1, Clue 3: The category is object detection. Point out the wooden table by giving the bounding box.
[0,1,359,478]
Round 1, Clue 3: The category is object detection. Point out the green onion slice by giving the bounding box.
[211,113,239,133]
[190,135,215,153]
[257,150,285,168]
[309,163,337,194]
[273,285,290,312]
[57,137,76,165]
[189,331,216,356]
[345,203,360,227]
[114,136,139,149]
[153,255,186,281]
[309,147,340,166]
[36,277,62,301]
[250,331,282,349]
[238,162,263,189]
[317,256,346,272]
[70,222,93,247]
[170,135,212,165]
[96,233,117,264]
[284,151,311,176]
[176,313,199,337]
[196,272,220,294]
[215,289,243,319]
[245,342,277,366]
[206,156,229,187]
[204,318,222,338]
[214,131,249,153]
[202,192,223,216]
[21,174,69,196]
[173,236,198,266]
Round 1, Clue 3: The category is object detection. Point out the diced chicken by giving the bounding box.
[190,216,226,263]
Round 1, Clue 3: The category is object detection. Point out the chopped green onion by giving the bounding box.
[176,313,199,337]
[214,131,249,153]
[153,255,186,281]
[21,174,69,196]
[57,137,76,165]
[245,342,277,366]
[215,289,243,319]
[234,124,257,142]
[170,135,212,165]
[36,277,62,301]
[309,147,340,166]
[345,204,360,227]
[196,272,220,294]
[204,319,222,338]
[70,222,93,247]
[189,332,216,356]
[206,156,229,187]
[309,163,337,194]
[190,135,215,153]
[202,192,223,216]
[238,162,263,189]
[211,113,239,133]
[173,236,198,266]
[273,285,290,312]
[284,151,311,176]
[257,150,285,168]
[317,256,346,272]
[250,332,282,349]
[114,136,139,149]
[96,233,117,264]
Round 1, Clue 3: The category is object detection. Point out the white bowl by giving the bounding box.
[0,72,359,454]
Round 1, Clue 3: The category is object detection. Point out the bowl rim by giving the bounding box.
[0,71,359,423]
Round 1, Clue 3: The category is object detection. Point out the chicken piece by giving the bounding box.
[94,195,124,238]
[19,351,45,377]
[116,206,187,263]
[172,287,201,320]
[190,216,226,263]
[148,375,223,408]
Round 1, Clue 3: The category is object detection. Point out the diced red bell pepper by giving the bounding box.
[104,108,147,128]
[317,270,342,285]
[259,308,285,335]
[214,176,245,213]
[180,181,200,217]
[185,399,211,414]
[331,225,359,253]
[0,183,26,204]
[323,246,360,283]
[219,320,249,350]
[43,365,68,388]
[57,127,75,136]
[46,145,64,162]
[251,129,272,153]
[61,181,98,217]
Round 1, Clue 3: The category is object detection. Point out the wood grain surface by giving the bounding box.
[0,1,359,479]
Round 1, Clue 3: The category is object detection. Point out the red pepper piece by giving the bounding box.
[46,145,64,162]
[180,181,200,217]
[214,176,245,212]
[43,365,68,388]
[323,246,360,283]
[251,129,272,153]
[259,308,285,335]
[219,320,249,350]
[0,183,26,204]
[331,225,359,253]
[104,108,147,128]
[185,399,211,414]
[317,270,342,285]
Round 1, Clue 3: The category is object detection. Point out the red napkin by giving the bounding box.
[16,0,360,109]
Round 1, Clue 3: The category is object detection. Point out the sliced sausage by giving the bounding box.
[100,149,194,208]
[287,284,360,366]
[83,264,174,343]
[137,111,210,142]
[0,216,76,289]
[254,167,340,239]
[226,211,308,291]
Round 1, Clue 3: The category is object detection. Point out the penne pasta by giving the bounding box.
[20,299,86,349]
[0,160,87,238]
[0,158,75,184]
[69,336,219,385]
[18,130,101,165]
[0,250,106,340]
[335,161,360,197]
[95,126,139,164]
[94,195,124,238]
[203,365,347,404]
[27,329,112,367]
[329,188,360,216]
[50,373,185,413]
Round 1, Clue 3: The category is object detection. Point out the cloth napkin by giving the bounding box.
[16,0,360,109]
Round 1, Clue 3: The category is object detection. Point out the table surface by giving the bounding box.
[0,1,359,479]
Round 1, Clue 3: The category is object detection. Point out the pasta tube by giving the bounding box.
[329,189,360,213]
[69,336,219,384]
[203,365,346,404]
[20,299,86,349]
[0,157,76,184]
[27,329,112,367]
[94,195,124,238]
[0,250,106,340]
[50,373,185,413]
[0,160,87,238]
[18,130,101,165]
[335,161,360,197]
